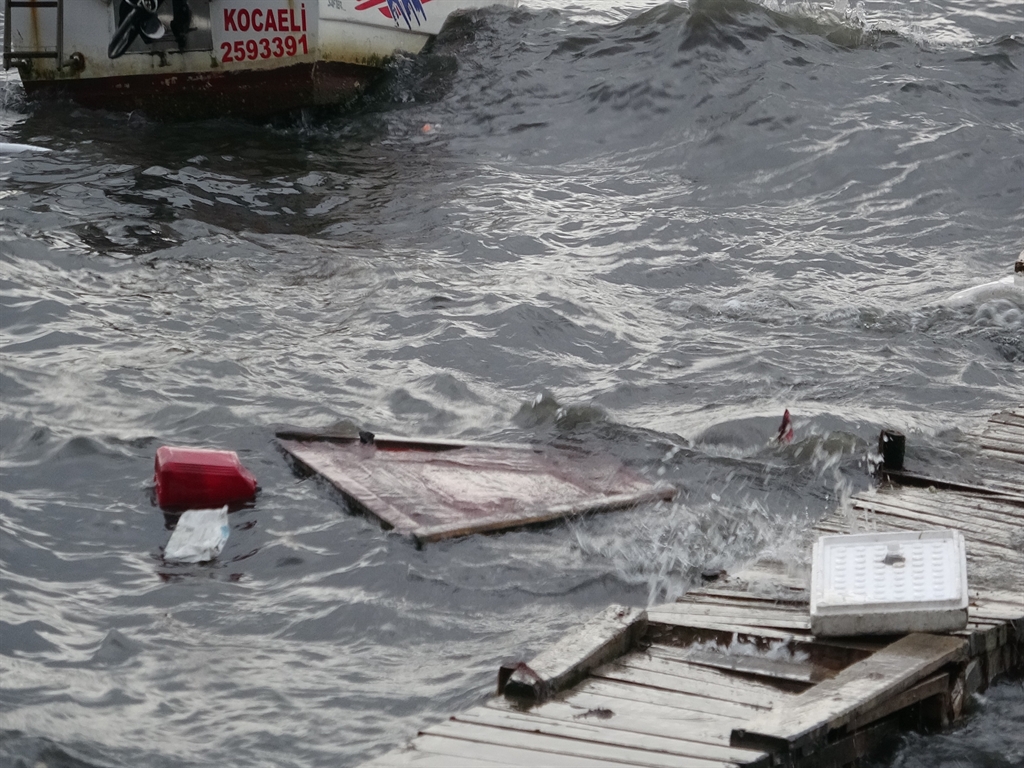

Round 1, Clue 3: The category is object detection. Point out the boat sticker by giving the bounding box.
[108,0,212,59]
[355,0,434,28]
[214,1,312,64]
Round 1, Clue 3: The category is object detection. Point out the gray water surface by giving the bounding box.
[1,0,1022,765]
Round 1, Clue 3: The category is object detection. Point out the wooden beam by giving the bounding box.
[663,600,812,629]
[879,469,1024,504]
[501,604,647,702]
[591,662,775,710]
[648,609,812,641]
[527,689,739,741]
[730,633,967,754]
[661,647,831,686]
[416,487,675,545]
[628,648,808,700]
[577,678,757,721]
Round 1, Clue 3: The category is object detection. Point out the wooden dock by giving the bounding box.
[361,408,1024,768]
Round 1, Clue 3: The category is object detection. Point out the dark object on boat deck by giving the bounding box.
[701,568,727,582]
[275,431,675,545]
[358,430,375,445]
[154,446,258,510]
[498,662,548,701]
[878,429,906,471]
[777,409,794,444]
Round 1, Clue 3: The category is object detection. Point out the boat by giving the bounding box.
[2,0,515,119]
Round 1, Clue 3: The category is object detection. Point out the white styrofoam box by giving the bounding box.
[810,529,968,637]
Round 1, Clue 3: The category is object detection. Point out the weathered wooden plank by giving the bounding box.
[685,587,810,607]
[971,460,1024,488]
[484,696,769,764]
[416,487,677,544]
[979,442,1024,460]
[653,603,812,631]
[424,719,736,768]
[593,662,775,710]
[660,635,883,673]
[655,647,830,686]
[679,591,811,606]
[844,671,951,733]
[982,414,1024,431]
[628,649,808,701]
[729,562,811,593]
[412,732,639,767]
[886,502,1024,533]
[987,410,1024,427]
[648,610,811,641]
[591,663,772,718]
[871,487,1024,525]
[975,588,1024,604]
[876,468,1024,503]
[360,746,508,767]
[501,604,647,702]
[577,678,756,721]
[491,692,741,745]
[957,622,1005,656]
[980,445,1024,465]
[979,437,1024,456]
[731,633,968,753]
[971,605,1024,624]
[667,602,811,630]
[979,426,1024,447]
[980,441,1024,458]
[971,591,1024,619]
[972,479,1024,499]
[978,423,1024,441]
[454,707,761,767]
[852,498,1018,548]
[868,487,1024,525]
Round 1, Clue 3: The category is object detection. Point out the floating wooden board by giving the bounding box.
[277,433,675,544]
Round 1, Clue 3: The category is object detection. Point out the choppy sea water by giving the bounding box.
[1,0,1022,766]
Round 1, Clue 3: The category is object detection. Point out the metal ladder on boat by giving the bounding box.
[3,0,65,70]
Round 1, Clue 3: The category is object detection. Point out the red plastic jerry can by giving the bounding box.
[155,446,258,510]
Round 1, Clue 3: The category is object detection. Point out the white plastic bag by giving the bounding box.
[164,506,230,563]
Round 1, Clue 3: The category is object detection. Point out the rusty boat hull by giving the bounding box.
[18,61,380,119]
[4,0,514,118]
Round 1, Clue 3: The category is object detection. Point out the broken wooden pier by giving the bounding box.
[360,407,1024,768]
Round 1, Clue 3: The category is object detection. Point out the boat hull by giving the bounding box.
[19,60,378,119]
